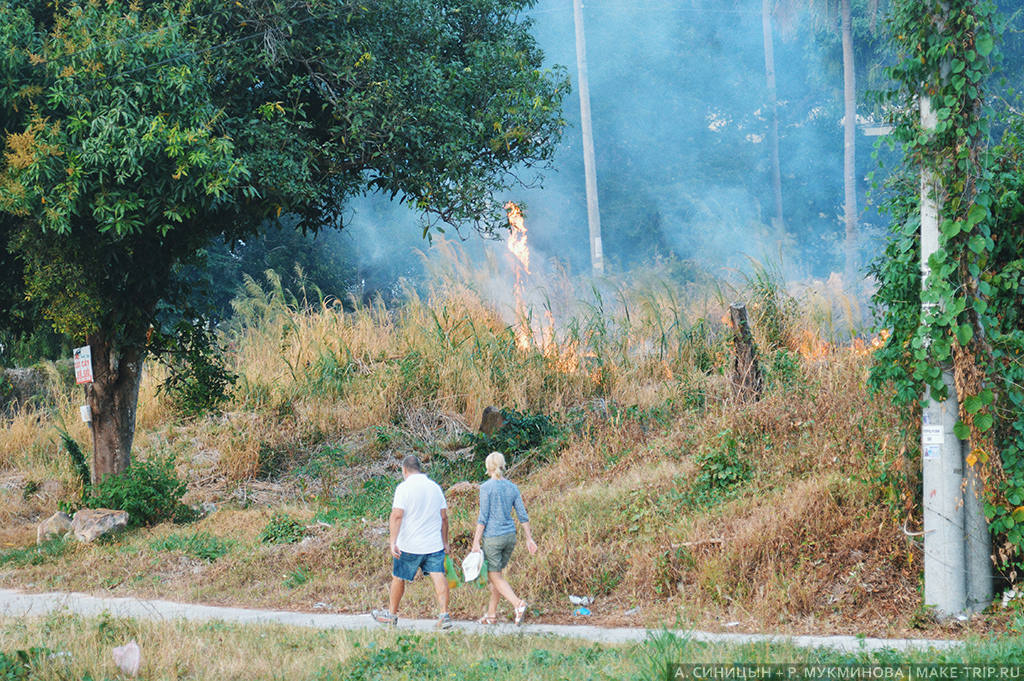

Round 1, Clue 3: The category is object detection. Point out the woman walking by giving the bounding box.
[471,451,538,624]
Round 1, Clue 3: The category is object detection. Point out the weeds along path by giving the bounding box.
[0,589,960,653]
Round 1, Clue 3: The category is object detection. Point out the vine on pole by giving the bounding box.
[872,0,1024,579]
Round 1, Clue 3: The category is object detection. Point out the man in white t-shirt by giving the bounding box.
[371,455,452,629]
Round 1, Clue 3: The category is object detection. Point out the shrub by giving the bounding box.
[58,429,91,499]
[765,348,802,391]
[685,430,752,506]
[0,648,49,681]
[464,408,566,478]
[259,513,306,544]
[314,477,394,525]
[84,454,191,527]
[152,321,236,418]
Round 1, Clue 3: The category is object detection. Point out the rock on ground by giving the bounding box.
[36,512,73,545]
[72,509,129,542]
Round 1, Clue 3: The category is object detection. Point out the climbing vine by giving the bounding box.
[871,0,1024,578]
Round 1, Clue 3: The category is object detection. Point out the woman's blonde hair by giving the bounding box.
[485,451,506,478]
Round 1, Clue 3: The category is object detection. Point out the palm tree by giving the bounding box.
[773,0,882,289]
[573,0,605,276]
[840,0,859,289]
[761,0,786,237]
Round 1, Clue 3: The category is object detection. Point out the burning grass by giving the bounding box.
[0,246,974,637]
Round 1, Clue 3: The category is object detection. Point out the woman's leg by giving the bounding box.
[487,570,525,609]
[487,581,500,617]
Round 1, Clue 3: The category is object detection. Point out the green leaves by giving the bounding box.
[874,0,1024,575]
[976,33,994,57]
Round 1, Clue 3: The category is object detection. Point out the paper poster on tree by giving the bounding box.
[74,346,93,385]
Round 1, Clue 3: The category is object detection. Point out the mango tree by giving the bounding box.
[0,0,567,480]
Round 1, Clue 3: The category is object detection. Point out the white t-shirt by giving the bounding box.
[393,473,447,554]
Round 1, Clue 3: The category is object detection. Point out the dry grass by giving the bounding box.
[0,247,962,637]
[0,613,643,681]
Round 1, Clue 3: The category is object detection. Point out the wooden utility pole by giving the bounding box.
[573,0,604,276]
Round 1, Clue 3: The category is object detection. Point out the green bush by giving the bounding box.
[765,348,802,390]
[685,430,752,506]
[58,430,91,499]
[314,477,394,525]
[259,513,306,544]
[461,408,566,481]
[149,532,232,562]
[0,648,49,681]
[152,321,236,418]
[84,454,192,527]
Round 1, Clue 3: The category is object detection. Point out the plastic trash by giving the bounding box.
[573,607,591,616]
[112,640,140,677]
[444,555,461,589]
[475,557,489,589]
[568,595,593,606]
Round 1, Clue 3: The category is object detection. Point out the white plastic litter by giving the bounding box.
[568,595,593,606]
[112,640,140,677]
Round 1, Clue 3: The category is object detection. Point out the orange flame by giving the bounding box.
[506,202,532,350]
[505,202,530,275]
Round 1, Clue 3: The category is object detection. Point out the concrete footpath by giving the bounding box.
[0,588,962,653]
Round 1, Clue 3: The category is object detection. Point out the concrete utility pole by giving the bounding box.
[919,96,991,617]
[573,0,604,276]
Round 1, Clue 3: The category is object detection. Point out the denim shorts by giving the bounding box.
[392,549,446,582]
[482,532,516,572]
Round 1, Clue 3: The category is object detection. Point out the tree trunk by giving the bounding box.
[729,303,763,403]
[761,0,785,238]
[841,0,859,290]
[85,334,144,483]
[573,0,605,276]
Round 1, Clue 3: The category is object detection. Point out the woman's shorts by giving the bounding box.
[482,532,516,572]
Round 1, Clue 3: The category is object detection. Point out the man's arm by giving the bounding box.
[440,508,450,554]
[389,508,404,558]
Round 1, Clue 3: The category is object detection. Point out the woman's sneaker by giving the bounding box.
[371,609,398,626]
[435,613,453,630]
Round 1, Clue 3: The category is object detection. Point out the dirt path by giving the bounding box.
[0,588,962,653]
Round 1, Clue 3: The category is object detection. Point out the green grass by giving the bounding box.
[0,538,71,567]
[3,613,1024,681]
[148,532,233,562]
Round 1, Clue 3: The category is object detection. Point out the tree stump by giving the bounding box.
[479,406,506,435]
[729,303,763,403]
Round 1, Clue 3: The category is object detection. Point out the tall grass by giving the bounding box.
[0,241,921,633]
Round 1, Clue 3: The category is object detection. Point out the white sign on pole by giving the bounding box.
[922,425,944,446]
[74,345,94,385]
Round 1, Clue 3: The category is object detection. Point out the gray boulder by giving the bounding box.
[72,509,129,542]
[36,512,73,545]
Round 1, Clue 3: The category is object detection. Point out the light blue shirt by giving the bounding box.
[477,478,528,538]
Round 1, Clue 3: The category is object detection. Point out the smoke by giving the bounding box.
[338,0,896,290]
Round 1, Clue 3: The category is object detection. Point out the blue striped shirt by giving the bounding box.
[477,478,529,538]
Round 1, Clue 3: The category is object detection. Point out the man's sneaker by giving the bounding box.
[435,613,453,630]
[371,609,397,626]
